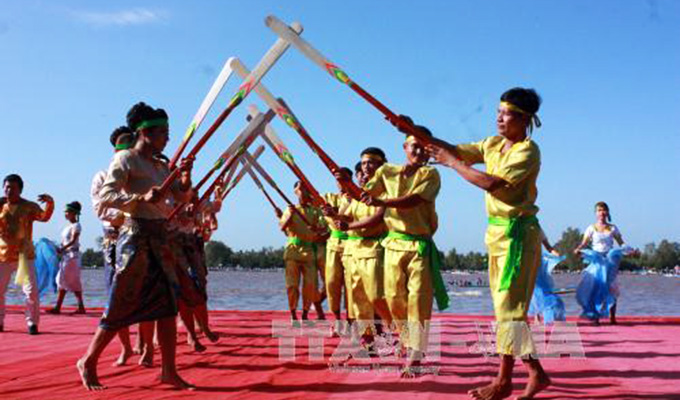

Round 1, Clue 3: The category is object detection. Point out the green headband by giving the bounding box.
[135,118,168,131]
[115,142,133,151]
[65,205,81,215]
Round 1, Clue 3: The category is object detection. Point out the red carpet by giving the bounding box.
[0,306,678,399]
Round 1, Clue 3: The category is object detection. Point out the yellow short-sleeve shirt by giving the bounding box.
[323,192,351,251]
[281,205,326,243]
[456,136,540,218]
[342,199,387,257]
[281,204,326,261]
[0,199,49,262]
[364,163,440,239]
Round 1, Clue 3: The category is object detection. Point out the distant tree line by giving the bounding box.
[204,241,284,269]
[79,230,680,272]
[81,248,104,268]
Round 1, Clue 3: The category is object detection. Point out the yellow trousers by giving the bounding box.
[326,246,349,315]
[486,223,541,356]
[384,248,433,352]
[351,251,391,324]
[316,244,327,300]
[340,253,360,319]
[284,258,318,311]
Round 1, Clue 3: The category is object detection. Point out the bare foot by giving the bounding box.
[331,320,343,338]
[392,340,406,359]
[77,359,106,391]
[139,349,153,368]
[205,330,219,343]
[160,372,195,390]
[73,308,86,315]
[400,359,423,379]
[468,381,512,400]
[516,373,551,399]
[113,348,133,367]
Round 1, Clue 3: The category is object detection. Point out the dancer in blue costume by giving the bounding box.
[574,201,633,325]
[529,230,566,324]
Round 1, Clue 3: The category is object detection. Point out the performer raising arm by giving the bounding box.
[0,174,54,335]
[427,87,549,400]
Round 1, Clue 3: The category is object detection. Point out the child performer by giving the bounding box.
[0,174,54,335]
[89,126,135,366]
[574,201,632,325]
[279,181,327,322]
[49,201,86,314]
[427,87,550,399]
[77,102,194,391]
[362,134,449,376]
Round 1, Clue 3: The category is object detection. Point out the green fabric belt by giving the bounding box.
[330,230,349,240]
[386,231,450,311]
[346,233,387,241]
[287,237,317,249]
[488,215,539,292]
[287,237,319,271]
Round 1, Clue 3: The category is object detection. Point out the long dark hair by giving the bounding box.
[594,201,611,222]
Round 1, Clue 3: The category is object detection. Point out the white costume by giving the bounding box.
[584,224,621,254]
[56,222,82,292]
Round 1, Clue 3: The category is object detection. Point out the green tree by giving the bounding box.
[205,240,233,268]
[554,227,584,271]
[81,248,104,268]
[232,247,284,269]
[643,240,680,270]
[442,249,462,271]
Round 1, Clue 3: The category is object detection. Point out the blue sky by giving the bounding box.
[1,1,678,252]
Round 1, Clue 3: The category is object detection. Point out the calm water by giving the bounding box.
[6,269,679,316]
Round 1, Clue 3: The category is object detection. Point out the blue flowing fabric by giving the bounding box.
[33,238,59,297]
[576,248,626,320]
[529,253,566,323]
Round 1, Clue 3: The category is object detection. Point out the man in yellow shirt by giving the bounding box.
[0,174,54,335]
[322,167,354,333]
[280,181,328,322]
[333,148,391,344]
[427,87,549,400]
[362,135,449,375]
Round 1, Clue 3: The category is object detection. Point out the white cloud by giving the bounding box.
[73,8,166,26]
